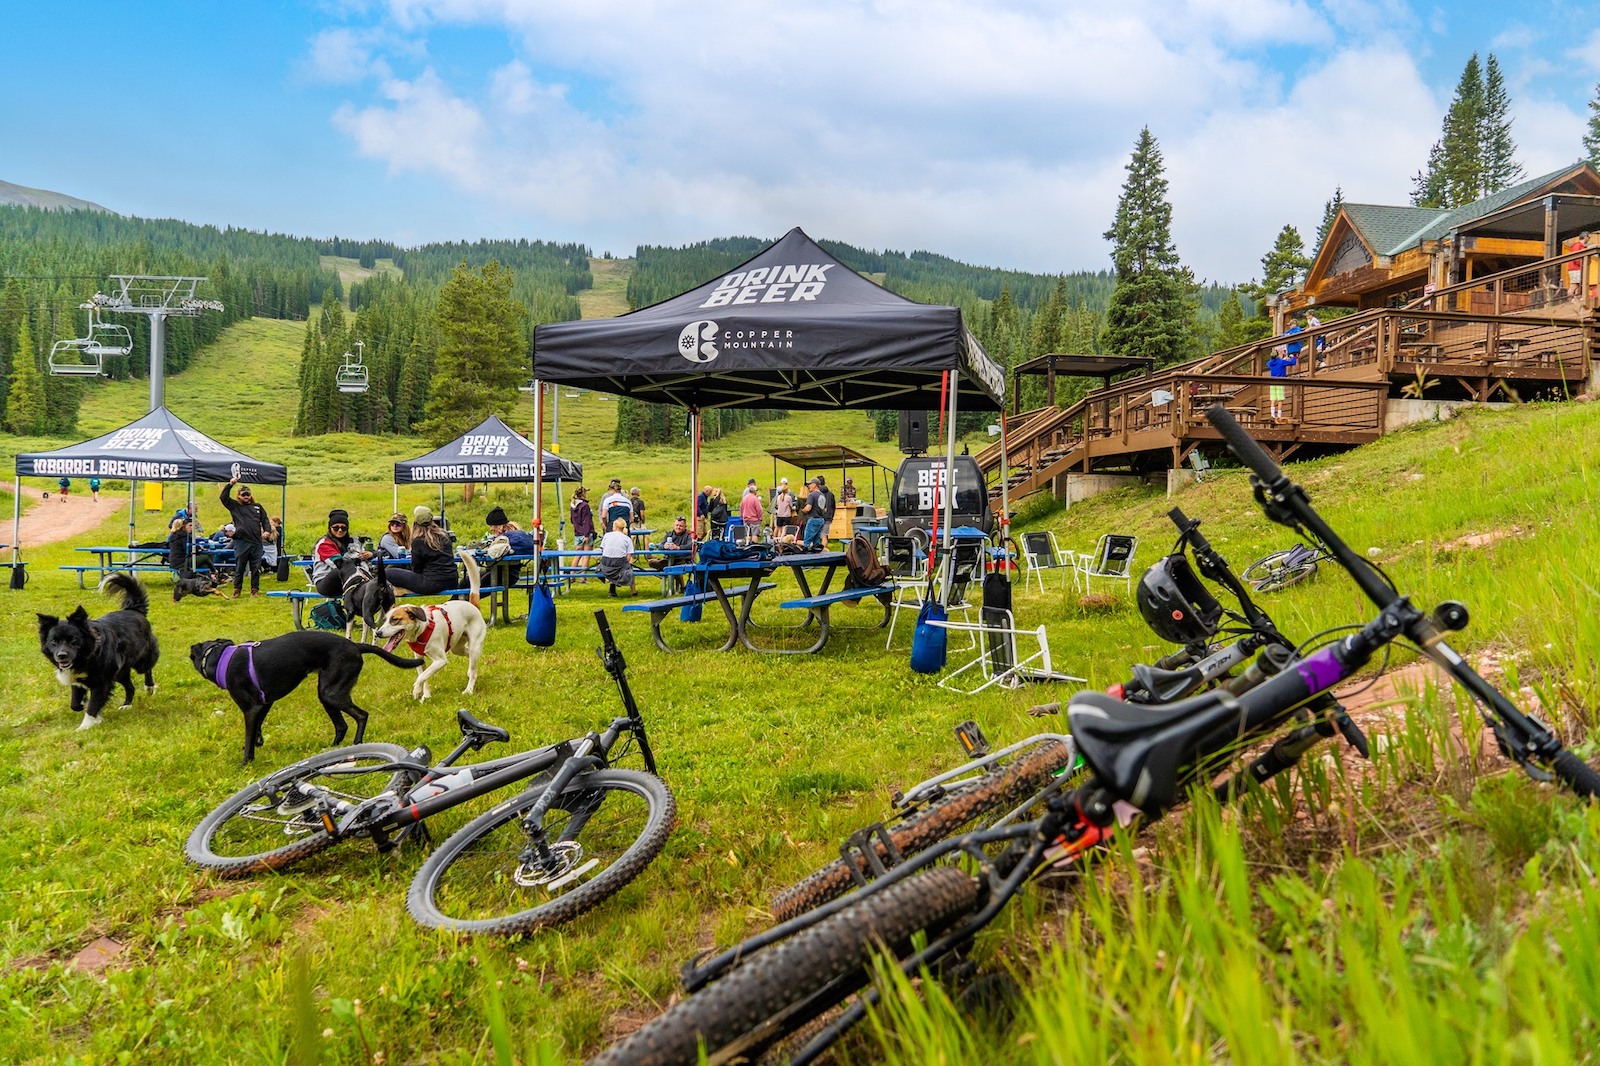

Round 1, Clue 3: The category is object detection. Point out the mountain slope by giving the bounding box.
[0,179,113,213]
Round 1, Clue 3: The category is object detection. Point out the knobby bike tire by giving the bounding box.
[588,866,979,1066]
[406,768,675,936]
[769,740,1072,923]
[184,743,410,877]
[1551,750,1600,799]
[1242,550,1317,593]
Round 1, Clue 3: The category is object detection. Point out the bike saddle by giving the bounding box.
[1067,688,1245,815]
[1128,662,1205,703]
[456,708,510,746]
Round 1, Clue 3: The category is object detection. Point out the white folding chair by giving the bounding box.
[931,607,1087,694]
[1019,531,1074,594]
[1075,534,1139,595]
[882,535,924,648]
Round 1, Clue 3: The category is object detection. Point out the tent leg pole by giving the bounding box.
[11,476,20,569]
[533,378,544,527]
[944,373,958,552]
[129,481,137,548]
[690,409,700,561]
[1000,410,1011,560]
[393,484,398,515]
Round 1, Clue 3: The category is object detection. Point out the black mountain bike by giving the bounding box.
[589,406,1599,1066]
[1242,540,1330,592]
[185,610,675,936]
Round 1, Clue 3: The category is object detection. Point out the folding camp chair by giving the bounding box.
[729,522,753,548]
[1019,531,1075,594]
[1075,534,1139,595]
[931,606,1087,694]
[882,535,925,648]
[885,536,980,648]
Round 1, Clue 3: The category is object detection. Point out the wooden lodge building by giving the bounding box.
[982,163,1600,504]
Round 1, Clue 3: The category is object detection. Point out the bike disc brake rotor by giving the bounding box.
[514,840,591,891]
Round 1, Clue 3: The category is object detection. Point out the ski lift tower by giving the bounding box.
[96,276,224,411]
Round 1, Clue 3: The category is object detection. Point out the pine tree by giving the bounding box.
[1584,81,1600,168]
[1216,292,1248,350]
[1102,128,1197,367]
[1240,226,1311,337]
[6,318,49,435]
[418,261,526,445]
[1480,55,1523,192]
[1316,186,1344,249]
[1412,53,1521,208]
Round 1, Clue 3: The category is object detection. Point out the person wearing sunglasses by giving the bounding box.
[220,477,275,597]
[311,508,374,598]
[379,513,411,559]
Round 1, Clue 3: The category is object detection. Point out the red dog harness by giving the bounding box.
[408,605,455,657]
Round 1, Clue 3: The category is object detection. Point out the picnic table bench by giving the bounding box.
[622,582,777,652]
[268,584,509,632]
[774,584,895,654]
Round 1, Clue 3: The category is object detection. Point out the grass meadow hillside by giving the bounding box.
[0,315,1597,1063]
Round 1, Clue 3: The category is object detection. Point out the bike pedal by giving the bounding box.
[954,720,990,758]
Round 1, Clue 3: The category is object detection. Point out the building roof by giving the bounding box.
[1340,203,1445,258]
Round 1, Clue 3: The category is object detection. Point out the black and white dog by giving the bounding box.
[190,630,423,764]
[174,569,233,602]
[38,573,161,731]
[343,555,395,643]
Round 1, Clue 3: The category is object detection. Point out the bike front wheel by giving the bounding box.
[588,866,979,1066]
[1242,549,1318,593]
[407,768,675,936]
[185,742,411,877]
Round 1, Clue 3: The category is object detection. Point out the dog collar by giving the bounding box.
[214,642,267,704]
[409,606,454,657]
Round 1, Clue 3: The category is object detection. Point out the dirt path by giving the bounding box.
[10,485,125,549]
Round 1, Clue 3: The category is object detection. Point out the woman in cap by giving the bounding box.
[379,513,411,559]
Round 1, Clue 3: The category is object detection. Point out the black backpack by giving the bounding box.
[843,534,891,589]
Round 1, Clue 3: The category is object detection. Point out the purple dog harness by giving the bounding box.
[214,642,267,704]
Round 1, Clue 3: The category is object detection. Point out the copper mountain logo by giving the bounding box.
[678,320,720,363]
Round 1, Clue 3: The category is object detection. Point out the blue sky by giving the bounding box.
[2,1,1597,283]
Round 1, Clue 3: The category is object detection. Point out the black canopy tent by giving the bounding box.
[533,227,1010,563]
[12,405,288,565]
[393,414,583,531]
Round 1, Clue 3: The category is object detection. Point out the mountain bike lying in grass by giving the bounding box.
[589,406,1599,1066]
[1242,540,1331,592]
[186,610,675,936]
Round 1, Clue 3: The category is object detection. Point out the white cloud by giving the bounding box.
[311,1,1575,280]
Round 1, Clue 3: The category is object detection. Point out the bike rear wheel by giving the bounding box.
[407,768,675,936]
[769,740,1071,923]
[1242,549,1317,593]
[589,866,978,1066]
[185,743,410,877]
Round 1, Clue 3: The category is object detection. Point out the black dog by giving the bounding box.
[38,573,161,731]
[190,631,423,764]
[343,555,395,642]
[174,570,233,602]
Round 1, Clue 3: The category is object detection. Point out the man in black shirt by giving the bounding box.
[220,478,274,596]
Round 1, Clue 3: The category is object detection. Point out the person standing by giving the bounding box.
[695,484,710,539]
[569,487,596,548]
[1267,346,1298,421]
[629,487,647,529]
[600,479,632,533]
[89,476,101,502]
[220,478,273,596]
[739,481,764,532]
[771,477,795,534]
[57,476,70,501]
[704,486,730,541]
[800,477,835,551]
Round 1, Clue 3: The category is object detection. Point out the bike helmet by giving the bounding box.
[1136,553,1223,645]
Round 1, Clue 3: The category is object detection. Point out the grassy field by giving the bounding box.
[0,318,1597,1063]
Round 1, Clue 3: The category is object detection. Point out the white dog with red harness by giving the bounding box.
[375,599,488,700]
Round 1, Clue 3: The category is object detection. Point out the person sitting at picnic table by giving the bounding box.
[570,487,596,548]
[379,512,411,559]
[311,508,374,598]
[387,505,460,595]
[739,481,764,532]
[650,514,696,591]
[599,517,637,597]
[705,486,731,540]
[166,516,211,578]
[485,505,539,584]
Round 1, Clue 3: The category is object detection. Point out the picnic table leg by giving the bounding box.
[742,598,829,654]
[646,609,676,653]
[292,598,307,631]
[706,576,742,653]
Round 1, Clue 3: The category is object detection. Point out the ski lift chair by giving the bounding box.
[84,309,133,358]
[48,337,104,376]
[1075,534,1139,596]
[931,606,1087,694]
[336,343,369,394]
[1019,531,1075,594]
